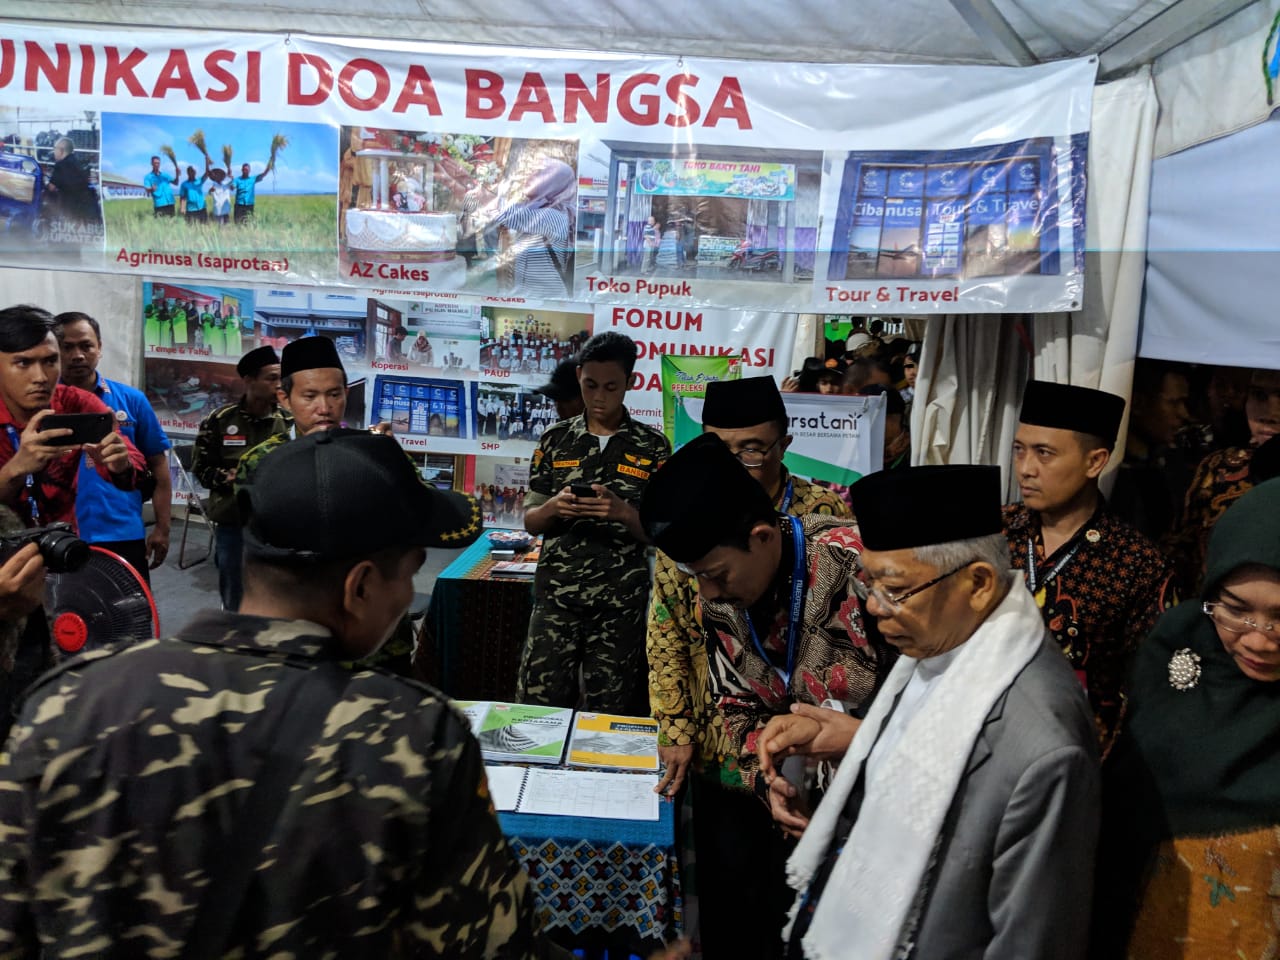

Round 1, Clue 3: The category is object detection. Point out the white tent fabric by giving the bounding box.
[0,266,140,386]
[911,70,1158,495]
[1,0,1199,66]
[1140,113,1280,367]
[1153,0,1280,158]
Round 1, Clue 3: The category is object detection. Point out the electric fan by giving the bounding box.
[44,546,159,655]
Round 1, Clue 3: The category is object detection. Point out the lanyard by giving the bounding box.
[1025,534,1082,595]
[744,514,806,688]
[4,424,39,525]
[777,477,794,514]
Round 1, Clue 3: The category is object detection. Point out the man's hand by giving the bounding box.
[767,772,811,839]
[84,430,131,475]
[0,543,46,620]
[370,421,394,436]
[654,743,694,797]
[757,703,861,781]
[9,409,76,475]
[145,524,170,569]
[571,483,624,520]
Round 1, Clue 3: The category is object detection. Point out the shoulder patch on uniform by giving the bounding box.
[532,448,544,469]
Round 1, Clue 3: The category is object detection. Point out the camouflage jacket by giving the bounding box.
[0,611,566,959]
[676,514,895,798]
[233,430,291,496]
[191,401,291,525]
[647,472,850,761]
[523,411,670,609]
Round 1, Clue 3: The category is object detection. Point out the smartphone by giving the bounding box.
[569,483,597,498]
[40,412,113,446]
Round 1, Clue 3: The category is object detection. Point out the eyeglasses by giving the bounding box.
[675,561,729,588]
[867,561,975,612]
[1202,601,1279,635]
[731,437,783,468]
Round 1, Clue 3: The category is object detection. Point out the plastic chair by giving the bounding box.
[170,443,214,569]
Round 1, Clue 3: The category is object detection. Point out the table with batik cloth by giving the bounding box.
[499,801,683,955]
[416,531,533,700]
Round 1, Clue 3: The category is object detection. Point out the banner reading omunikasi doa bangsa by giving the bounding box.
[0,26,1094,314]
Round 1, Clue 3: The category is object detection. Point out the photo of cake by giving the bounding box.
[344,207,465,286]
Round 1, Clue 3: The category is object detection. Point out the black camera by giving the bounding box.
[0,523,89,573]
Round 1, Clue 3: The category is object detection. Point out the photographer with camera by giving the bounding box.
[0,504,54,745]
[0,305,147,530]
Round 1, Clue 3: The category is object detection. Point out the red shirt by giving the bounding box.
[0,384,147,530]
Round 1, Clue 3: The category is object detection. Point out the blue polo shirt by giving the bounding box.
[180,177,206,211]
[234,174,258,206]
[74,375,171,542]
[144,171,175,208]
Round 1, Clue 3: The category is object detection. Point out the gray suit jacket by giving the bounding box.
[901,637,1100,960]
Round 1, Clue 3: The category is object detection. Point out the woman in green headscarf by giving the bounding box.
[1093,477,1280,959]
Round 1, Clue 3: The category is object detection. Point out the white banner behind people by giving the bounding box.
[594,305,797,432]
[0,25,1094,313]
[684,391,885,485]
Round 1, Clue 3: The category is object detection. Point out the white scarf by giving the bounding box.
[785,583,1046,960]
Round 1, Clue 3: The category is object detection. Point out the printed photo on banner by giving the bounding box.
[371,374,473,447]
[101,113,338,280]
[144,357,244,435]
[0,105,104,258]
[367,296,484,375]
[472,455,532,529]
[252,288,368,365]
[815,137,1088,312]
[339,127,578,298]
[480,307,593,379]
[142,281,254,358]
[474,381,554,454]
[579,140,822,311]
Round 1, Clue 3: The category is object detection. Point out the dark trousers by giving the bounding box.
[692,773,792,958]
[89,539,151,587]
[153,204,175,217]
[214,525,244,611]
[234,203,254,224]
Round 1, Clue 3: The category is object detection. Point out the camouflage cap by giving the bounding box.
[241,429,482,561]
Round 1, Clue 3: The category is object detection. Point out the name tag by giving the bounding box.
[224,436,246,447]
[617,463,650,480]
[552,459,580,468]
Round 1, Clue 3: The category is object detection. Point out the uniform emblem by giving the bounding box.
[114,409,128,422]
[1168,647,1202,691]
[617,463,650,480]
[532,448,544,469]
[1085,529,1101,544]
[227,425,240,435]
[624,453,653,466]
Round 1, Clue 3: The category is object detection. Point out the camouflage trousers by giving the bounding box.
[517,595,649,715]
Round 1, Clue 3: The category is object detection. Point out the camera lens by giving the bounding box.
[36,528,89,573]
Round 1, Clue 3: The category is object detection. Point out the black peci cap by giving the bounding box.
[236,345,280,378]
[281,335,345,379]
[1018,380,1126,445]
[533,357,581,401]
[240,429,482,562]
[702,375,788,429]
[639,433,774,564]
[849,465,1003,550]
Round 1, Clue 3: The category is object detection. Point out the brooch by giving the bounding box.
[1085,529,1101,544]
[1168,648,1202,691]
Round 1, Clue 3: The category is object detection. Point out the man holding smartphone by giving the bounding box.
[519,332,671,715]
[0,305,146,531]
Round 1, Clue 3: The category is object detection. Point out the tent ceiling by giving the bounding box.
[4,0,1261,73]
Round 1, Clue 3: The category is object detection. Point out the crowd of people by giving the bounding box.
[0,300,1276,958]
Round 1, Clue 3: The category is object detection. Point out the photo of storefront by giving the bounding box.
[596,143,822,286]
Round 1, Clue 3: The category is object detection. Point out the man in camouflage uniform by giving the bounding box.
[236,336,425,678]
[0,429,575,959]
[640,433,895,959]
[191,345,289,611]
[520,331,670,715]
[234,335,351,486]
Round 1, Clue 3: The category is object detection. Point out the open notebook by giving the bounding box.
[485,765,660,821]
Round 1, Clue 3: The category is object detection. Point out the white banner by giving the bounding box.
[0,25,1094,312]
